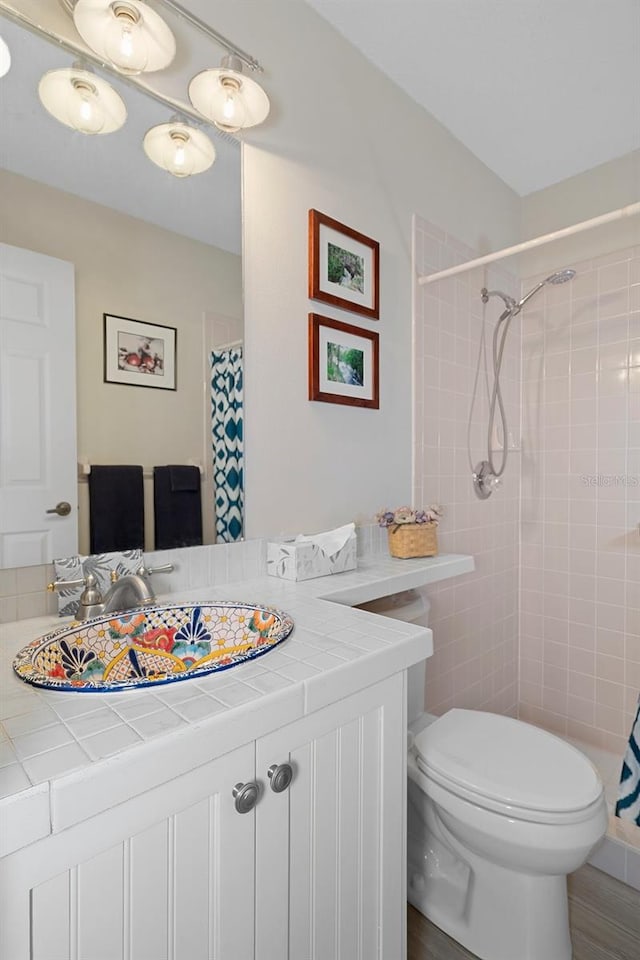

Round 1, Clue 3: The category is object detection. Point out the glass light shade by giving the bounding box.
[38,66,127,134]
[73,0,176,75]
[143,121,216,177]
[189,60,270,133]
[0,34,11,78]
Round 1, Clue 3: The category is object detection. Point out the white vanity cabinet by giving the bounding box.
[1,674,405,960]
[255,673,405,960]
[2,742,257,960]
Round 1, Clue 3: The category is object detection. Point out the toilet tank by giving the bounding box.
[355,589,431,724]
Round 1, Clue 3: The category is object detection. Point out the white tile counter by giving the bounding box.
[0,553,473,855]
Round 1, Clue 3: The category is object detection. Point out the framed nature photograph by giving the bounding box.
[309,313,379,409]
[308,209,380,319]
[104,314,177,390]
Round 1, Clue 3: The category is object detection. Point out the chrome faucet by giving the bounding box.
[101,573,156,615]
[48,563,173,621]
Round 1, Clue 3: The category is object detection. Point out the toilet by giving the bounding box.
[408,709,607,960]
[358,590,608,960]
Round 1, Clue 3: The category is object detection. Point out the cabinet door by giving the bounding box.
[2,742,256,960]
[255,673,406,960]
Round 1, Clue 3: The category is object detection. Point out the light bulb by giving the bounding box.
[143,121,215,177]
[163,131,194,178]
[189,57,270,132]
[39,66,126,134]
[104,3,148,74]
[213,77,246,133]
[73,0,175,73]
[0,34,10,78]
[67,77,106,134]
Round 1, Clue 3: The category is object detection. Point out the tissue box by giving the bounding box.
[267,532,357,581]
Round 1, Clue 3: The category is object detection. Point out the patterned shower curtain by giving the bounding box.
[211,345,244,542]
[616,702,640,826]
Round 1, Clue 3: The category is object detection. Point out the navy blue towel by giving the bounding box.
[153,465,203,550]
[88,465,144,553]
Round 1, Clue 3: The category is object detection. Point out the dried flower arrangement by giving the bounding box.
[375,505,442,529]
[375,505,442,559]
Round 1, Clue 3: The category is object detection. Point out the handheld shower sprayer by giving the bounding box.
[470,268,575,499]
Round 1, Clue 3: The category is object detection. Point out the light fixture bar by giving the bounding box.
[0,4,240,146]
[155,0,263,73]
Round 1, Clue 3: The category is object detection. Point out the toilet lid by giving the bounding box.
[414,709,602,814]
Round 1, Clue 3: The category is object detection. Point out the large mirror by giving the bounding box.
[0,4,245,569]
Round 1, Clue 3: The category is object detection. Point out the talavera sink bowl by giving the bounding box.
[13,602,294,693]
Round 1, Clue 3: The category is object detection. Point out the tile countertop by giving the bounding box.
[0,553,473,856]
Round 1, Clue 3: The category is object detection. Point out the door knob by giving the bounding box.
[267,762,293,793]
[46,501,72,517]
[233,781,260,814]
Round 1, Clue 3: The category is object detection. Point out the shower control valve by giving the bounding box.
[473,460,501,500]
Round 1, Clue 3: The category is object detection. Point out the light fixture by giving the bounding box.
[0,34,11,78]
[38,63,127,135]
[72,0,176,75]
[188,54,270,133]
[143,119,216,177]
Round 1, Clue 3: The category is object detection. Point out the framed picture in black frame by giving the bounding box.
[103,314,177,390]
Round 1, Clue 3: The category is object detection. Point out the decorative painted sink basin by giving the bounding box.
[13,602,294,693]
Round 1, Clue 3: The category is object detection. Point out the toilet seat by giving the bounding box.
[414,709,603,822]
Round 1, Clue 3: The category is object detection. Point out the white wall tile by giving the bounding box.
[521,244,637,754]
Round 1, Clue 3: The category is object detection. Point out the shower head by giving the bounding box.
[546,269,576,285]
[480,267,576,316]
[518,266,576,309]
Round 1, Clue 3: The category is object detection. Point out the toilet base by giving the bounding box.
[408,854,572,960]
[408,777,573,960]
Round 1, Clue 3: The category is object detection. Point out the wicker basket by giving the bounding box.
[387,522,438,559]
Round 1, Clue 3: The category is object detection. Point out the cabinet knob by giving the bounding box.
[233,781,259,814]
[267,762,293,793]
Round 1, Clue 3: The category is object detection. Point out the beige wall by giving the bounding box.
[520,150,640,277]
[0,169,242,551]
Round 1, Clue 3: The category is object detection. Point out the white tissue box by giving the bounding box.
[267,532,357,581]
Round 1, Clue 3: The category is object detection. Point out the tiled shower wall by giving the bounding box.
[519,245,640,754]
[412,216,520,716]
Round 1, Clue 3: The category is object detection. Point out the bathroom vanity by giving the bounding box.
[0,552,473,959]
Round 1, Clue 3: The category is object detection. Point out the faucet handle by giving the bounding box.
[48,573,104,619]
[78,572,103,607]
[48,576,87,593]
[137,563,174,578]
[48,572,101,602]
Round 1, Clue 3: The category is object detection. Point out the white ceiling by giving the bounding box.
[306,0,640,196]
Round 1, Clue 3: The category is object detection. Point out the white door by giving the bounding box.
[255,675,407,960]
[0,243,77,566]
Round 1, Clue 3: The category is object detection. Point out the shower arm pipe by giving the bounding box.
[418,201,640,286]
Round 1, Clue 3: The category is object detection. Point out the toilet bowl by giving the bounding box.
[407,709,608,960]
